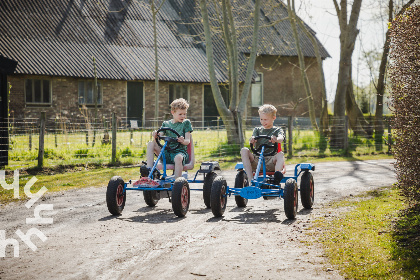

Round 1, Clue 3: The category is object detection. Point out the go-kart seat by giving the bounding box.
[253,143,284,176]
[156,134,195,171]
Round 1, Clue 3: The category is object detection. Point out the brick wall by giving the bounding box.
[143,81,203,125]
[8,75,126,123]
[251,56,323,117]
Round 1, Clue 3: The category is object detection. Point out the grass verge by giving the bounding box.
[313,187,420,279]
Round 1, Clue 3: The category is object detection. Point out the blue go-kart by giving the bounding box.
[106,127,220,217]
[210,135,315,219]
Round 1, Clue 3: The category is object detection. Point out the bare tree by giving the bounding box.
[287,0,319,131]
[199,0,261,147]
[331,0,365,149]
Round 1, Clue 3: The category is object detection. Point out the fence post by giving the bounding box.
[29,130,32,150]
[288,116,293,158]
[38,112,46,168]
[344,116,349,152]
[111,112,117,163]
[388,122,391,155]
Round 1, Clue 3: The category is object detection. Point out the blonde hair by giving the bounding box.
[258,104,277,118]
[170,98,189,111]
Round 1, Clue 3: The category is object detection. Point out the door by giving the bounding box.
[203,85,229,127]
[127,82,143,127]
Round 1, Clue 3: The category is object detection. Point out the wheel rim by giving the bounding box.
[116,184,124,206]
[220,185,226,208]
[181,185,189,210]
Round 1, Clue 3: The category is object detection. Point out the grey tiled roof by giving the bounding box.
[0,0,329,82]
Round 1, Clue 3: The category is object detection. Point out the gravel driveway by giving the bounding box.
[0,159,395,279]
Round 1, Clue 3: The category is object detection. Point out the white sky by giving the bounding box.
[293,0,416,102]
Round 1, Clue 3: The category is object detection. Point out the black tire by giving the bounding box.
[143,190,160,207]
[106,176,126,215]
[172,177,190,217]
[284,178,298,219]
[203,172,217,208]
[300,171,314,209]
[234,171,248,207]
[210,176,228,217]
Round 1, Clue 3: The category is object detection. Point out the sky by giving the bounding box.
[292,0,411,103]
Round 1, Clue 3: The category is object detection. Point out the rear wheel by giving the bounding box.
[300,171,314,209]
[211,176,228,217]
[143,190,160,207]
[172,177,190,217]
[234,171,248,207]
[284,178,298,219]
[203,172,217,208]
[106,176,126,215]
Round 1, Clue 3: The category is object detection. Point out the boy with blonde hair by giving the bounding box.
[240,104,285,185]
[141,98,193,179]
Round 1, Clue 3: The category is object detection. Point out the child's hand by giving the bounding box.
[249,136,256,145]
[270,135,284,143]
[152,130,158,138]
[178,136,190,145]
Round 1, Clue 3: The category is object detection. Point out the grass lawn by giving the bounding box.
[313,187,420,279]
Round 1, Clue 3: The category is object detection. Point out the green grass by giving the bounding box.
[5,128,393,170]
[313,187,420,279]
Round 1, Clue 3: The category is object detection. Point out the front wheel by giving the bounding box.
[234,171,248,207]
[284,178,298,219]
[172,177,190,217]
[106,176,126,215]
[203,172,217,208]
[143,190,160,207]
[211,176,228,217]
[300,171,314,209]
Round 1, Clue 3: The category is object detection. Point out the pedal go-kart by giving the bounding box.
[210,135,315,219]
[106,127,220,217]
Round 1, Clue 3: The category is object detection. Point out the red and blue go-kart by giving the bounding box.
[106,127,220,217]
[210,135,315,219]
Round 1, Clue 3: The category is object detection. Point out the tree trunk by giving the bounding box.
[331,0,363,149]
[287,0,319,131]
[199,0,238,145]
[200,0,261,146]
[295,10,329,150]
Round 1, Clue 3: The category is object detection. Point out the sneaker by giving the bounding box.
[140,164,150,177]
[273,171,283,185]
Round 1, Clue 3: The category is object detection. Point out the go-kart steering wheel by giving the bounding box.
[250,135,278,156]
[155,127,182,151]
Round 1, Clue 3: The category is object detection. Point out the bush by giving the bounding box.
[74,149,89,158]
[389,6,420,205]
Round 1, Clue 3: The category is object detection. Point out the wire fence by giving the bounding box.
[0,114,393,169]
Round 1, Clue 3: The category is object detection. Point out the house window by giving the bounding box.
[25,79,51,105]
[169,84,189,104]
[251,73,263,107]
[78,81,102,105]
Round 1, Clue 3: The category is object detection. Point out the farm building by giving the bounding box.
[0,0,329,128]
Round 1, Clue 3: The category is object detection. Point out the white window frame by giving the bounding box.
[24,78,52,105]
[251,72,263,107]
[168,84,190,104]
[78,80,103,106]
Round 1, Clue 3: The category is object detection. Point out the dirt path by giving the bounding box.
[0,159,395,279]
